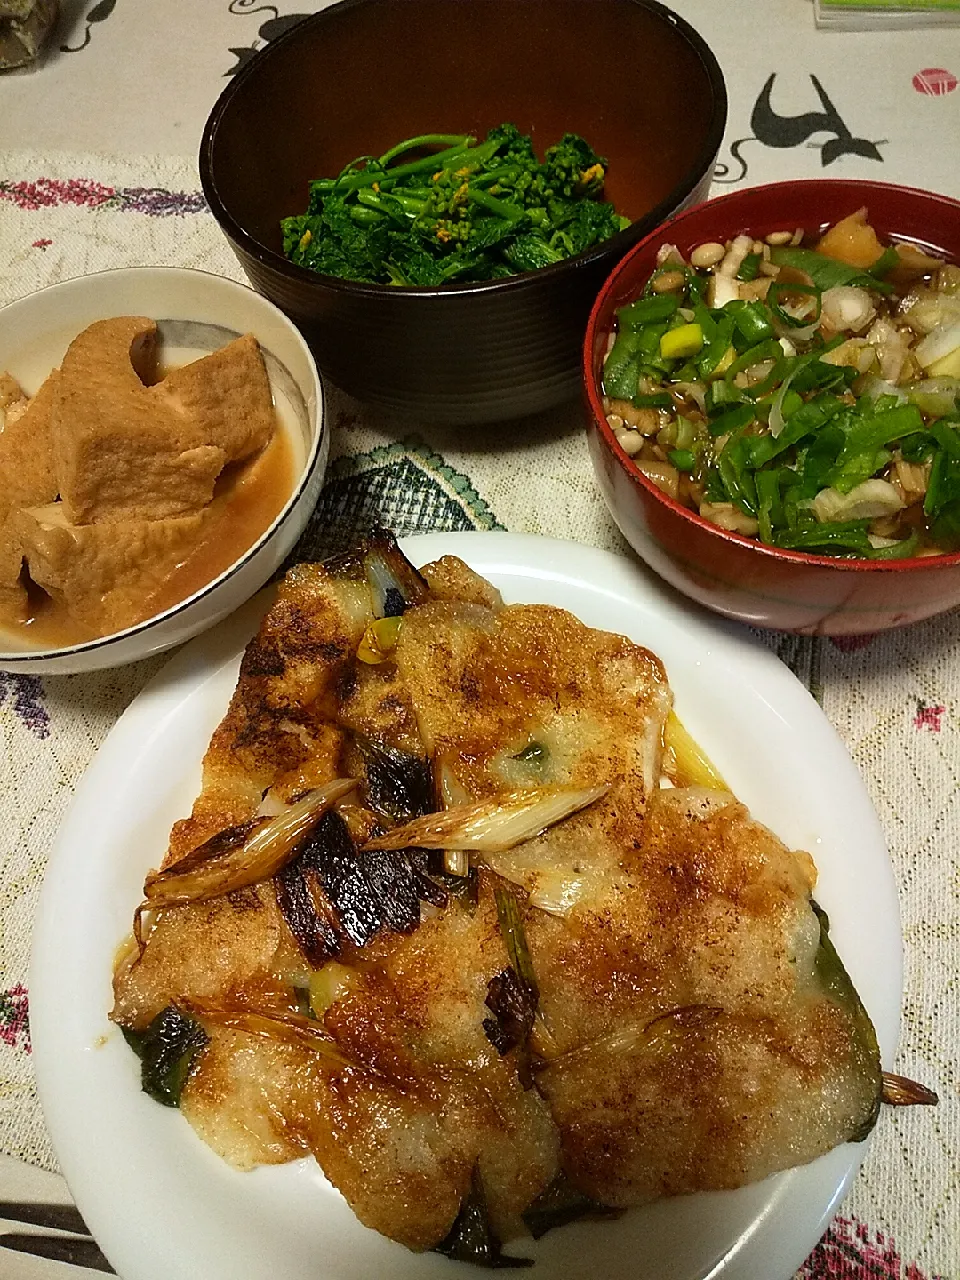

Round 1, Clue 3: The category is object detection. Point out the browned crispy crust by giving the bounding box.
[166,564,366,863]
[113,540,881,1255]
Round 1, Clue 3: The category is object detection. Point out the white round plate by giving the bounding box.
[31,532,902,1280]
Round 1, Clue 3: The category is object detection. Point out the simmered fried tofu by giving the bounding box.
[53,319,277,527]
[0,319,283,643]
[154,333,275,465]
[18,500,210,633]
[0,370,60,618]
[55,316,227,523]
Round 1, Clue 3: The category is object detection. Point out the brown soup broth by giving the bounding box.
[605,216,955,557]
[11,422,296,650]
[145,427,295,618]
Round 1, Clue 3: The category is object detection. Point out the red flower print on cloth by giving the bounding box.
[0,983,31,1053]
[912,68,957,97]
[1,177,115,210]
[0,178,206,216]
[797,1215,948,1279]
[31,238,53,249]
[913,701,945,732]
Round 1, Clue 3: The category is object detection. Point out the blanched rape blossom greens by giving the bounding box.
[281,123,629,286]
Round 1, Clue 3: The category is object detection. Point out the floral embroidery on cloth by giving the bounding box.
[0,179,205,217]
[0,986,31,1054]
[797,1215,949,1280]
[0,674,49,740]
[913,702,946,733]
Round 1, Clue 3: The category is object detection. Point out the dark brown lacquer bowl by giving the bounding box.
[200,0,726,424]
[585,179,960,635]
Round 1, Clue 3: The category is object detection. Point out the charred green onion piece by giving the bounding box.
[181,999,353,1069]
[483,967,537,1057]
[521,1171,623,1240]
[812,902,883,1141]
[433,1166,533,1269]
[493,882,540,1002]
[363,530,431,618]
[360,786,607,854]
[359,738,433,823]
[429,852,481,908]
[277,811,446,963]
[881,1072,939,1107]
[121,1005,208,1108]
[489,884,543,1086]
[141,779,357,910]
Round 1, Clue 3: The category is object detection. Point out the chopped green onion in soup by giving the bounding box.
[601,208,960,557]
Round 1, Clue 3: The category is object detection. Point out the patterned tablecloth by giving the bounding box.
[1,1,959,1277]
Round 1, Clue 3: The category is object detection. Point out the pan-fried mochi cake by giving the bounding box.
[113,531,916,1268]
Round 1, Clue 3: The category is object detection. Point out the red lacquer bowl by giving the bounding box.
[584,179,960,635]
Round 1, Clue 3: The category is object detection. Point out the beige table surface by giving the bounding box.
[1,1,959,1277]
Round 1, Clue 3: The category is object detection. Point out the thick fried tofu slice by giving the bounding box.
[18,501,210,634]
[154,333,275,465]
[54,317,223,523]
[55,319,277,524]
[0,370,60,619]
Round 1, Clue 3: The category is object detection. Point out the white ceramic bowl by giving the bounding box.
[0,267,326,674]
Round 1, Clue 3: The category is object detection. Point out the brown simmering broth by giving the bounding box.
[10,425,296,649]
[147,427,295,617]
